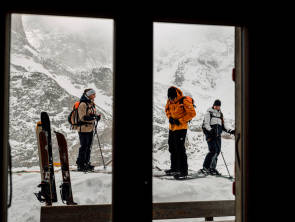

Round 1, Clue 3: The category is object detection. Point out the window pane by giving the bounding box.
[9,14,113,222]
[153,22,235,211]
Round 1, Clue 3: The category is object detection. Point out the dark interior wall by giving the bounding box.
[244,9,293,219]
[1,3,290,222]
[1,9,9,222]
[113,14,153,222]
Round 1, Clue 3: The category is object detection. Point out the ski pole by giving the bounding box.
[220,151,232,179]
[94,120,106,169]
[96,132,106,169]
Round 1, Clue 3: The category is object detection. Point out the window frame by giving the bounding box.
[1,8,250,222]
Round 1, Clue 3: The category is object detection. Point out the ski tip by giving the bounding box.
[40,112,48,118]
[41,112,50,121]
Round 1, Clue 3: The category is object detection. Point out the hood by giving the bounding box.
[170,86,183,102]
[80,94,91,104]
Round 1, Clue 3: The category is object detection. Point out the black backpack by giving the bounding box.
[68,101,90,129]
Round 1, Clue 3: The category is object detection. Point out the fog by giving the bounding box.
[22,14,113,47]
[154,22,234,53]
[21,15,233,57]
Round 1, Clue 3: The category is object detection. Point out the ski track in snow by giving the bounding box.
[9,137,235,222]
[9,170,234,222]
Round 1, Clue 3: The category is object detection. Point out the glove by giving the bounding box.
[169,117,175,124]
[228,129,235,135]
[209,128,216,136]
[89,114,101,121]
[174,119,180,125]
[84,115,95,121]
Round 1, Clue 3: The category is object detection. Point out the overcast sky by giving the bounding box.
[154,22,234,52]
[22,14,114,45]
[22,14,113,32]
[21,15,233,53]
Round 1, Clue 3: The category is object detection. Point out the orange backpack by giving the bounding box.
[179,96,196,123]
[179,96,196,108]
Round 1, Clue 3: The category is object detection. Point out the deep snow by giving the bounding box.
[8,163,234,222]
[9,134,235,222]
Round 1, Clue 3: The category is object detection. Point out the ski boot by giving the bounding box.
[200,167,210,175]
[86,162,95,172]
[209,168,221,176]
[77,164,87,172]
[165,169,178,176]
[173,172,188,180]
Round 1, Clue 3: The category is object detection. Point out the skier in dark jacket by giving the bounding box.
[76,88,101,171]
[202,99,235,175]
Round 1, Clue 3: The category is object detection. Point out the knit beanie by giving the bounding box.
[213,99,221,106]
[86,89,96,97]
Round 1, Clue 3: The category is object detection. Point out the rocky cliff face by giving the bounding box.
[152,28,235,169]
[10,14,113,167]
[9,15,234,170]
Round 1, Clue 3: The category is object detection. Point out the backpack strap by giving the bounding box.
[205,111,213,126]
[178,96,185,104]
[208,110,224,126]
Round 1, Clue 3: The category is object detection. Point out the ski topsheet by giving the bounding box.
[35,121,52,205]
[153,168,234,181]
[40,112,57,202]
[54,131,77,205]
[153,169,207,180]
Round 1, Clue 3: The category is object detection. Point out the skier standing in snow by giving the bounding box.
[165,86,196,179]
[201,99,235,175]
[76,88,101,171]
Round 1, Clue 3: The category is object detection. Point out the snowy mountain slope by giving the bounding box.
[153,25,235,174]
[9,14,113,168]
[22,14,113,71]
[9,69,112,167]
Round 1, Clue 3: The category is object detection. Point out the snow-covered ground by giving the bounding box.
[8,166,112,222]
[8,168,234,222]
[8,137,234,222]
[153,137,235,221]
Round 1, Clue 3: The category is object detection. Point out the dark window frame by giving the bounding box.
[1,7,250,222]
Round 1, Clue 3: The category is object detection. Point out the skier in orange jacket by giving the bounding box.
[165,86,196,179]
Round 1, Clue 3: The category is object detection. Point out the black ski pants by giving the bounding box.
[203,136,221,169]
[168,129,188,174]
[76,132,93,166]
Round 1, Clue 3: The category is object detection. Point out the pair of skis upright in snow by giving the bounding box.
[35,112,77,206]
